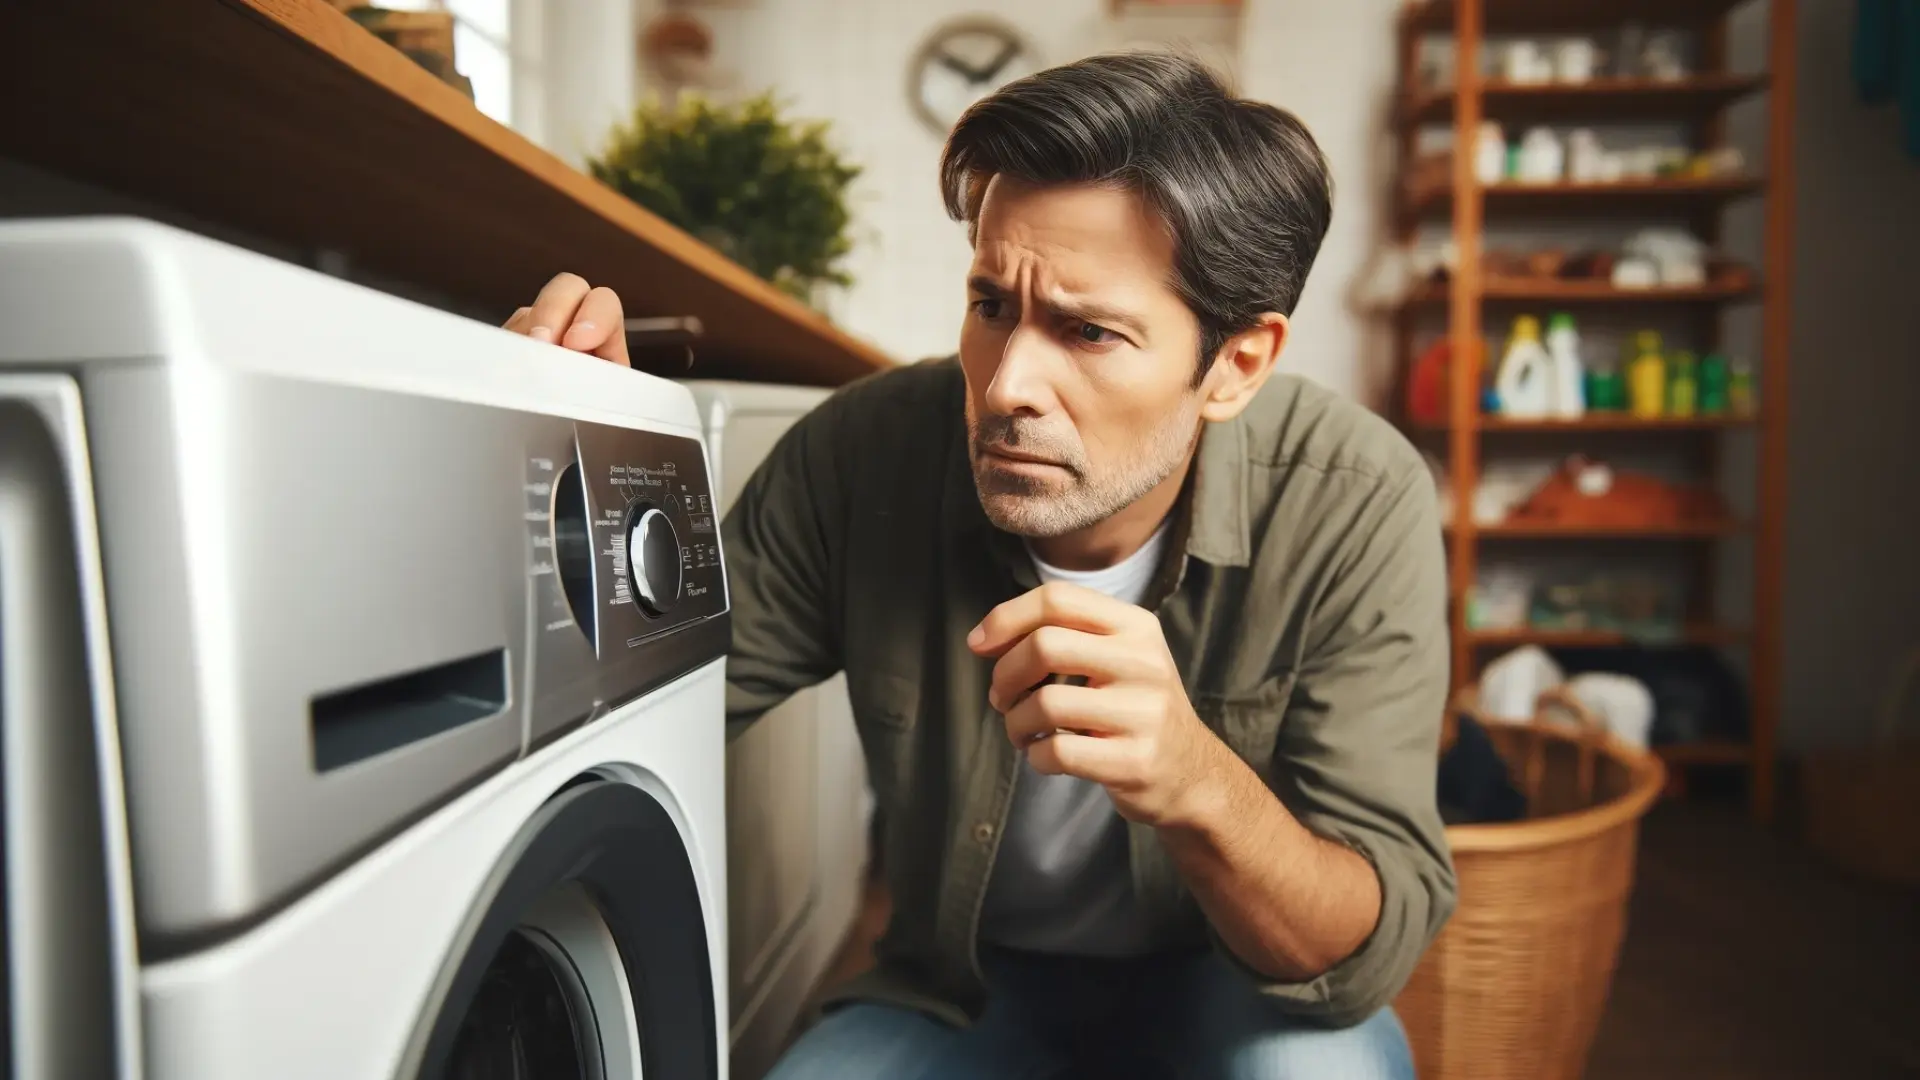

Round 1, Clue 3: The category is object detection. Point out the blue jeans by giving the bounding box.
[763,947,1414,1080]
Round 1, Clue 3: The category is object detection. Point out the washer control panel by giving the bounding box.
[524,417,727,744]
[556,421,724,652]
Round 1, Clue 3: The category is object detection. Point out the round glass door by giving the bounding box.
[407,781,713,1080]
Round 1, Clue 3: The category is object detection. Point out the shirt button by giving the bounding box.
[973,822,995,844]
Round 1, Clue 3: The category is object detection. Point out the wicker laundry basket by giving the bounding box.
[1397,687,1666,1080]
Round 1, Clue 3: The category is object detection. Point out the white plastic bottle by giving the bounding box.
[1474,121,1508,185]
[1494,315,1554,419]
[1545,312,1586,419]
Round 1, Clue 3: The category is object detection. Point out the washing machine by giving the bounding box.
[0,217,731,1078]
[683,381,871,1080]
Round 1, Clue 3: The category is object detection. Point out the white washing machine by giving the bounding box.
[0,218,731,1078]
[683,381,872,1080]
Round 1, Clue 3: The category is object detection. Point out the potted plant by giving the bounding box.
[589,93,861,308]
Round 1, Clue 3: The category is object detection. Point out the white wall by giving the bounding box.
[1234,0,1403,403]
[695,0,1282,369]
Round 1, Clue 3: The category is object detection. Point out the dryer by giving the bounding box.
[0,218,730,1078]
[685,381,871,1080]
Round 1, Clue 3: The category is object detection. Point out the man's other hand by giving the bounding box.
[503,273,630,367]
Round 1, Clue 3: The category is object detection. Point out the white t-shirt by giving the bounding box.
[977,519,1172,957]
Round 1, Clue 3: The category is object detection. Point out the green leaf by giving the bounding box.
[587,91,862,307]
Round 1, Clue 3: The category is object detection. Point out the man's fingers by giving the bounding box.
[1024,730,1136,783]
[988,626,1152,713]
[503,306,532,331]
[525,272,593,345]
[1000,683,1130,744]
[968,581,1132,657]
[567,286,630,367]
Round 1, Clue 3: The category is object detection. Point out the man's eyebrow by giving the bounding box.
[1049,296,1148,339]
[965,276,1149,340]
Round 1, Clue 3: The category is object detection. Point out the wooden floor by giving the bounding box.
[1590,801,1920,1079]
[817,800,1920,1078]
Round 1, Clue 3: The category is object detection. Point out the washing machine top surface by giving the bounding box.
[0,216,704,436]
[0,217,731,950]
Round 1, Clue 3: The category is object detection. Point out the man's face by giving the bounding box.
[959,178,1209,539]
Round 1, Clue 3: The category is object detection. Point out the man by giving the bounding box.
[508,51,1452,1080]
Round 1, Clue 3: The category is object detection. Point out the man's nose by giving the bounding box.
[982,323,1058,418]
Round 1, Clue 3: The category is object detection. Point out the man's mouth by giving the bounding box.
[979,445,1064,469]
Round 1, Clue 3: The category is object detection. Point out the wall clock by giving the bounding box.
[907,18,1040,136]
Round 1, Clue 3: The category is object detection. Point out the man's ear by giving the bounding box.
[1199,314,1288,422]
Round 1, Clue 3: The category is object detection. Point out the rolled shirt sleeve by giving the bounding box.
[1222,467,1457,1027]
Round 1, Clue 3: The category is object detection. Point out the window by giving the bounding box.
[373,0,540,130]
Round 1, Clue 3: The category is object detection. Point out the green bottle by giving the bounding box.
[1668,349,1698,417]
[1585,356,1624,412]
[1700,353,1730,414]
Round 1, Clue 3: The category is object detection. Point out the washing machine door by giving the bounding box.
[402,780,717,1080]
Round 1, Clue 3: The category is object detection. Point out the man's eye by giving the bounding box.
[1076,322,1118,345]
[971,298,1006,320]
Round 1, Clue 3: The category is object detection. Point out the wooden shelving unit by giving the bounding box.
[1400,0,1751,33]
[1404,277,1759,306]
[1421,415,1758,433]
[1460,520,1748,541]
[1400,75,1767,126]
[1395,0,1796,821]
[0,0,895,385]
[1405,173,1767,218]
[1467,624,1749,649]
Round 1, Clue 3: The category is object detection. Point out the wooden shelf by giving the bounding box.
[1400,0,1796,826]
[1417,414,1758,433]
[1467,625,1749,649]
[1400,0,1750,34]
[1405,276,1758,306]
[1402,76,1766,127]
[0,0,894,385]
[1406,174,1766,219]
[1458,519,1748,540]
[1654,740,1750,766]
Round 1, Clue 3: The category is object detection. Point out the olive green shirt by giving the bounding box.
[722,357,1455,1030]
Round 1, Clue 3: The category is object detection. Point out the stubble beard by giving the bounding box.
[967,403,1201,539]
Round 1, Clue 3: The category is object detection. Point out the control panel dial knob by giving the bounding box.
[627,504,683,616]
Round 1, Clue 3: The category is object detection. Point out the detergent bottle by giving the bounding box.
[1627,331,1667,419]
[1494,315,1554,419]
[1699,352,1731,414]
[1544,312,1586,418]
[1667,350,1699,417]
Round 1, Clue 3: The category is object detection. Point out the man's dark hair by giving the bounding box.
[940,51,1333,383]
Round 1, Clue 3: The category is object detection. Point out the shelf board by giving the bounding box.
[1467,625,1749,649]
[1405,276,1758,307]
[0,0,894,385]
[1653,740,1750,766]
[1416,414,1758,433]
[1455,519,1748,540]
[1401,76,1767,127]
[1400,0,1750,34]
[1406,175,1766,219]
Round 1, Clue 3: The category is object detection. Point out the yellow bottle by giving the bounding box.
[1627,331,1667,419]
